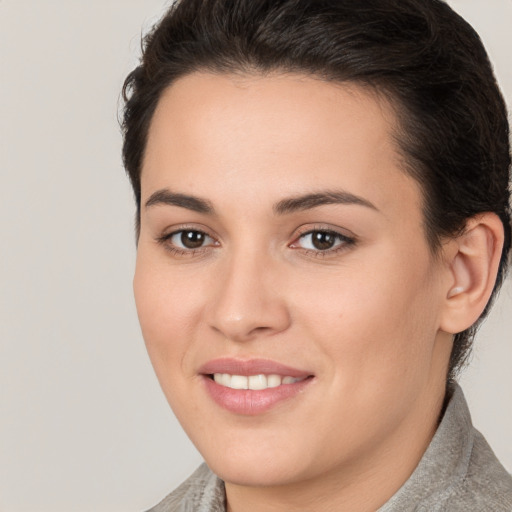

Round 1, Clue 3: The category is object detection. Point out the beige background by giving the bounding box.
[0,1,510,510]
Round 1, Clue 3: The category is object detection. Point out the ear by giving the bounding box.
[439,213,504,335]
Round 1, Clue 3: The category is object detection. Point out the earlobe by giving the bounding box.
[440,213,504,334]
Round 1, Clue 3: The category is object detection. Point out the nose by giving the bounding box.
[206,250,291,342]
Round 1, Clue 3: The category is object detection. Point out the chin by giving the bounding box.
[206,452,309,488]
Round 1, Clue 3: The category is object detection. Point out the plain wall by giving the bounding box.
[0,1,510,510]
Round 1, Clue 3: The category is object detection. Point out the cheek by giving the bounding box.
[291,249,440,381]
[133,252,204,373]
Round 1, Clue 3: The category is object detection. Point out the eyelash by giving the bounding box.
[156,226,356,258]
[290,227,356,258]
[156,227,217,257]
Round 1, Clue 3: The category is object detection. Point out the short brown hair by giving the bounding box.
[122,0,511,379]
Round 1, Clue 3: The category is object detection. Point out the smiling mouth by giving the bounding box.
[202,369,314,414]
[209,373,307,390]
[199,358,314,413]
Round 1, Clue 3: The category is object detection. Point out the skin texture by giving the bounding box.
[134,72,502,512]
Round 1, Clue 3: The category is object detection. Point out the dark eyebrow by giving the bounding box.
[145,189,214,214]
[273,190,378,215]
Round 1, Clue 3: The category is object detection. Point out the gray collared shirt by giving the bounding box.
[147,384,512,511]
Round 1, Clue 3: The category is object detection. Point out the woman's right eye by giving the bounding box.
[161,229,217,252]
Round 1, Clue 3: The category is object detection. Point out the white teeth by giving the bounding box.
[267,374,282,388]
[248,374,267,390]
[212,373,303,390]
[219,373,231,387]
[230,375,249,389]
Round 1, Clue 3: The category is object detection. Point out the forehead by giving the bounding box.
[142,72,421,220]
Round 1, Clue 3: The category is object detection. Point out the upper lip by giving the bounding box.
[199,358,313,378]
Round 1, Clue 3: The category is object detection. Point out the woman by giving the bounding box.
[121,0,512,510]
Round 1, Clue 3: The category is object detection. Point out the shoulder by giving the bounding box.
[145,463,225,512]
[440,429,512,511]
[380,384,512,512]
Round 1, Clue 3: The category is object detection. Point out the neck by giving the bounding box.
[225,378,447,512]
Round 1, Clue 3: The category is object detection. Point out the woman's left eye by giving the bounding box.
[292,230,354,252]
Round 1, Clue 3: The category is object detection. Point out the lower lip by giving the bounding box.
[202,376,313,415]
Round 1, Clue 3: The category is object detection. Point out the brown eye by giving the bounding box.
[295,230,354,252]
[311,231,336,250]
[181,230,205,249]
[169,230,214,250]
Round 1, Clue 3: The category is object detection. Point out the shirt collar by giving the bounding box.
[185,383,474,511]
[378,383,474,511]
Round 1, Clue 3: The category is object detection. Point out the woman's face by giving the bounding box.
[134,72,453,488]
